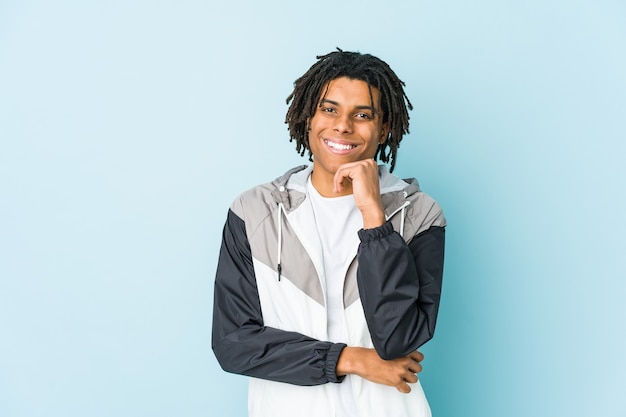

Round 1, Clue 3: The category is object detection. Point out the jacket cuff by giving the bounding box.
[325,343,347,383]
[358,221,394,243]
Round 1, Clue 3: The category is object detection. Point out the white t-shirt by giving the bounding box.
[307,177,362,417]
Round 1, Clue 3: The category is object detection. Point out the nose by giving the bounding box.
[333,113,353,134]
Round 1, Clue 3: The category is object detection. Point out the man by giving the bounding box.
[212,49,446,417]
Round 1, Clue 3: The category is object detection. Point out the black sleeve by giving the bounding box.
[356,222,445,360]
[211,209,346,385]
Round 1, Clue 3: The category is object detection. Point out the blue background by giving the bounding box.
[1,1,624,416]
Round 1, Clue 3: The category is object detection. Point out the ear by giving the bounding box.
[379,123,390,144]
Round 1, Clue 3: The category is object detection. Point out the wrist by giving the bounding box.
[361,208,385,229]
[336,347,362,377]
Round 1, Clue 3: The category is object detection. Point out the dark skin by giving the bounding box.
[307,77,424,393]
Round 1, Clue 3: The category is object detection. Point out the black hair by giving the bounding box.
[285,48,413,172]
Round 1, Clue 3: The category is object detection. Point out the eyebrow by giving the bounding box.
[318,98,376,112]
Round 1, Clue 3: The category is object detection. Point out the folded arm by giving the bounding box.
[211,209,346,386]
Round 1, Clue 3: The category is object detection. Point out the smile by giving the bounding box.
[324,139,357,151]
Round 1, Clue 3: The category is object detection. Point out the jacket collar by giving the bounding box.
[270,164,420,217]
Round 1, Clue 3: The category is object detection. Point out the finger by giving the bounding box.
[403,372,418,384]
[333,167,352,194]
[395,382,412,394]
[409,351,424,362]
[408,362,423,375]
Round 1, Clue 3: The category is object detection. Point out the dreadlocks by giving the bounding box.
[285,49,413,172]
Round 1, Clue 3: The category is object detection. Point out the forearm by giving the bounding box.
[357,222,445,360]
[213,323,345,385]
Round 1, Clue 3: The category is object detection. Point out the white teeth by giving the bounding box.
[325,140,356,151]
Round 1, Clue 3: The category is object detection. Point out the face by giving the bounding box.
[307,76,388,182]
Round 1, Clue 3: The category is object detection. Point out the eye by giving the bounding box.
[321,106,336,113]
[355,112,372,119]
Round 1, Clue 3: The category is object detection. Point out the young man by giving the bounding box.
[212,49,446,417]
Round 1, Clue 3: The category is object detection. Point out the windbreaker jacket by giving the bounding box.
[212,164,446,417]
